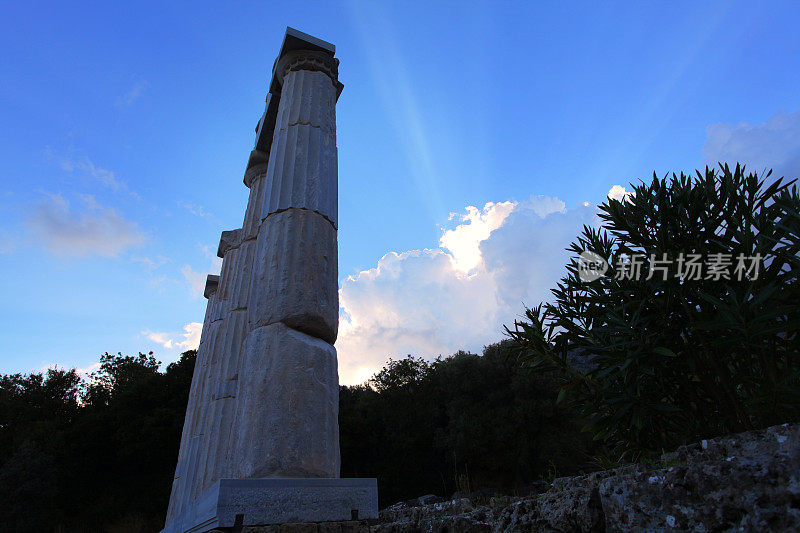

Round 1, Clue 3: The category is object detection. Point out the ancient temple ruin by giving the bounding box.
[161,28,377,533]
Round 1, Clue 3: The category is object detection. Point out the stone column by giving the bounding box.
[185,275,228,503]
[193,229,242,496]
[195,150,270,493]
[167,153,272,523]
[162,30,377,533]
[233,49,342,480]
[165,274,219,522]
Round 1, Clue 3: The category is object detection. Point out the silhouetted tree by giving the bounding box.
[507,164,800,458]
[339,342,593,506]
[0,350,196,532]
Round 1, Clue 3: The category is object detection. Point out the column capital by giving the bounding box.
[204,275,220,299]
[244,149,268,187]
[217,229,242,258]
[274,50,343,97]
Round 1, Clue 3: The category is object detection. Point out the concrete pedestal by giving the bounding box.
[160,478,378,533]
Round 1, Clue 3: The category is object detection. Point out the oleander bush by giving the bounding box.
[507,164,800,458]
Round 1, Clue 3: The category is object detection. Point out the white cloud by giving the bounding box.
[60,156,130,193]
[117,80,149,107]
[181,265,207,299]
[181,244,222,299]
[132,254,171,272]
[336,196,597,385]
[199,243,224,272]
[142,322,203,351]
[179,201,214,220]
[37,361,101,380]
[28,193,145,257]
[703,109,800,178]
[76,362,101,377]
[440,201,516,273]
[608,184,634,202]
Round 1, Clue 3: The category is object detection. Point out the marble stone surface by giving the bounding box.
[196,308,248,493]
[243,161,269,239]
[248,208,338,344]
[275,69,337,135]
[163,29,377,533]
[160,478,378,533]
[232,322,340,479]
[261,69,338,228]
[227,238,256,311]
[166,284,219,522]
[203,275,219,299]
[217,229,242,258]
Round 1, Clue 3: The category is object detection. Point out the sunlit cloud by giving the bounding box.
[336,195,597,385]
[142,322,203,351]
[608,184,634,202]
[440,201,516,274]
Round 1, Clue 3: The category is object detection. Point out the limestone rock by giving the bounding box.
[596,424,800,531]
[208,287,228,324]
[167,295,226,521]
[232,322,340,479]
[248,208,338,344]
[185,317,227,502]
[494,472,608,532]
[365,423,800,532]
[492,423,800,532]
[215,246,240,304]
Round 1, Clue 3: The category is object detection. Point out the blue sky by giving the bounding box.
[2,1,799,383]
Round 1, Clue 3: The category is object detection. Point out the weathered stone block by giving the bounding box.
[262,124,338,227]
[204,274,220,299]
[208,290,227,324]
[160,478,378,533]
[243,160,269,239]
[229,238,256,311]
[276,70,337,135]
[164,30,351,531]
[248,208,338,344]
[244,149,268,187]
[195,309,249,494]
[218,229,242,258]
[215,246,240,304]
[232,322,340,479]
[166,300,219,522]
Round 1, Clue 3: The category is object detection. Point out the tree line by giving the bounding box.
[0,342,593,531]
[1,164,797,532]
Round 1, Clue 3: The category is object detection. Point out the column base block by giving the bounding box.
[160,478,378,533]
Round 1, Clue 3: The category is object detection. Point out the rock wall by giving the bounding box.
[213,422,800,532]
